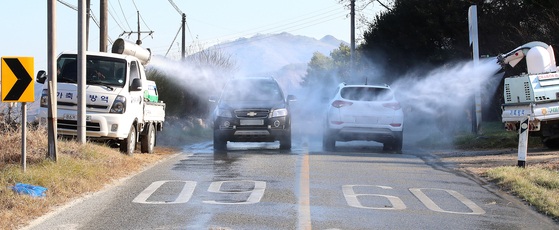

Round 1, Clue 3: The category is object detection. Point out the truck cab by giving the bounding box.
[37,39,165,154]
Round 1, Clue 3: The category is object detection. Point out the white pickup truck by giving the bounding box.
[498,41,559,148]
[36,39,165,155]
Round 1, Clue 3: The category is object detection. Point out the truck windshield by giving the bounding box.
[57,55,127,87]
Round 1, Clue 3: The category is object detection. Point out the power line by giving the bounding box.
[195,6,346,45]
[165,24,182,57]
[215,14,347,50]
[197,9,346,46]
[131,0,153,32]
[107,4,125,31]
[117,0,132,30]
[56,0,114,45]
[191,4,341,36]
[151,6,347,56]
[108,0,126,31]
[168,0,183,16]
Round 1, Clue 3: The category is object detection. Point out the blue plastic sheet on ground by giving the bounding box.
[10,183,48,197]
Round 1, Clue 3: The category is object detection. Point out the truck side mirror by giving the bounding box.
[36,70,46,84]
[130,78,142,91]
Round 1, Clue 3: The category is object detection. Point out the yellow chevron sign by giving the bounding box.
[1,57,34,102]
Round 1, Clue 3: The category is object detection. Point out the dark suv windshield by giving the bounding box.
[222,78,284,102]
[340,87,393,101]
[57,55,127,87]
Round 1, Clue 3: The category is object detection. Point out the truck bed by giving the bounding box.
[144,101,165,122]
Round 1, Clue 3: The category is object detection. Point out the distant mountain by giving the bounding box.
[215,32,347,76]
[212,32,347,93]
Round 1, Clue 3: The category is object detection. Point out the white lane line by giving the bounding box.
[298,150,312,230]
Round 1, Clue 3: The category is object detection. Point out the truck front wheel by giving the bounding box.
[141,123,155,154]
[120,125,136,155]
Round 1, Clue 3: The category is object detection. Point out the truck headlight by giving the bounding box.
[272,108,287,117]
[110,95,126,114]
[40,89,48,107]
[216,108,232,118]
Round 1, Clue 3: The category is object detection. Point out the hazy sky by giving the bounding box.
[0,0,384,72]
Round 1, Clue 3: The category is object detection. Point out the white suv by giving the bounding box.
[323,83,404,152]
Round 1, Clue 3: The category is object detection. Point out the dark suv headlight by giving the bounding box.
[272,108,287,117]
[216,108,232,118]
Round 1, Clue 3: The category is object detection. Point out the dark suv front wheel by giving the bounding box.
[213,130,227,150]
[279,129,292,150]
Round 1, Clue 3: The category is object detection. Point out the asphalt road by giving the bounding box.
[25,136,558,229]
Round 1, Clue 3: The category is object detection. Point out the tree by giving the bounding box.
[303,51,334,88]
[359,0,559,79]
[361,0,471,78]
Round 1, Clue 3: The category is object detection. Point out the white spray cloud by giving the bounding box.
[149,55,232,97]
[391,58,502,117]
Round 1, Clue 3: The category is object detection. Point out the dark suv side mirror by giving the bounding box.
[36,70,47,84]
[130,78,142,91]
[209,95,218,103]
[287,95,297,102]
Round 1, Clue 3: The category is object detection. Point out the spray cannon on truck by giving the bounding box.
[36,38,165,155]
[497,41,559,149]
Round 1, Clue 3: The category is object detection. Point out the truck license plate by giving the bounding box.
[240,119,263,126]
[64,114,92,121]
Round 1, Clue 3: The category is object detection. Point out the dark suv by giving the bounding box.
[211,77,296,150]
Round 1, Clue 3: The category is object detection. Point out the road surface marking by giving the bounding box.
[410,188,485,214]
[343,185,406,210]
[298,151,311,230]
[133,180,197,204]
[203,180,266,204]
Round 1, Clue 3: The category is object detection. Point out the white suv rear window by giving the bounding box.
[340,87,393,101]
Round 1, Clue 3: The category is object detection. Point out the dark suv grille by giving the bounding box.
[58,120,101,131]
[235,109,269,118]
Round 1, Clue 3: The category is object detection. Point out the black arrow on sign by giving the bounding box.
[3,58,32,101]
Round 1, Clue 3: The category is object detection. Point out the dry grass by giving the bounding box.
[432,149,559,221]
[485,163,559,221]
[0,123,179,230]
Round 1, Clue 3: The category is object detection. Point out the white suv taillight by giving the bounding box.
[382,102,401,110]
[332,100,353,108]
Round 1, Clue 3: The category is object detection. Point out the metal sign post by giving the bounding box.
[21,102,27,172]
[518,116,530,168]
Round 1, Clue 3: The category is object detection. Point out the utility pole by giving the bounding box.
[77,0,87,144]
[119,11,154,46]
[350,0,356,79]
[136,11,141,45]
[469,5,482,135]
[47,0,58,161]
[182,13,186,61]
[100,0,108,52]
[86,0,90,50]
